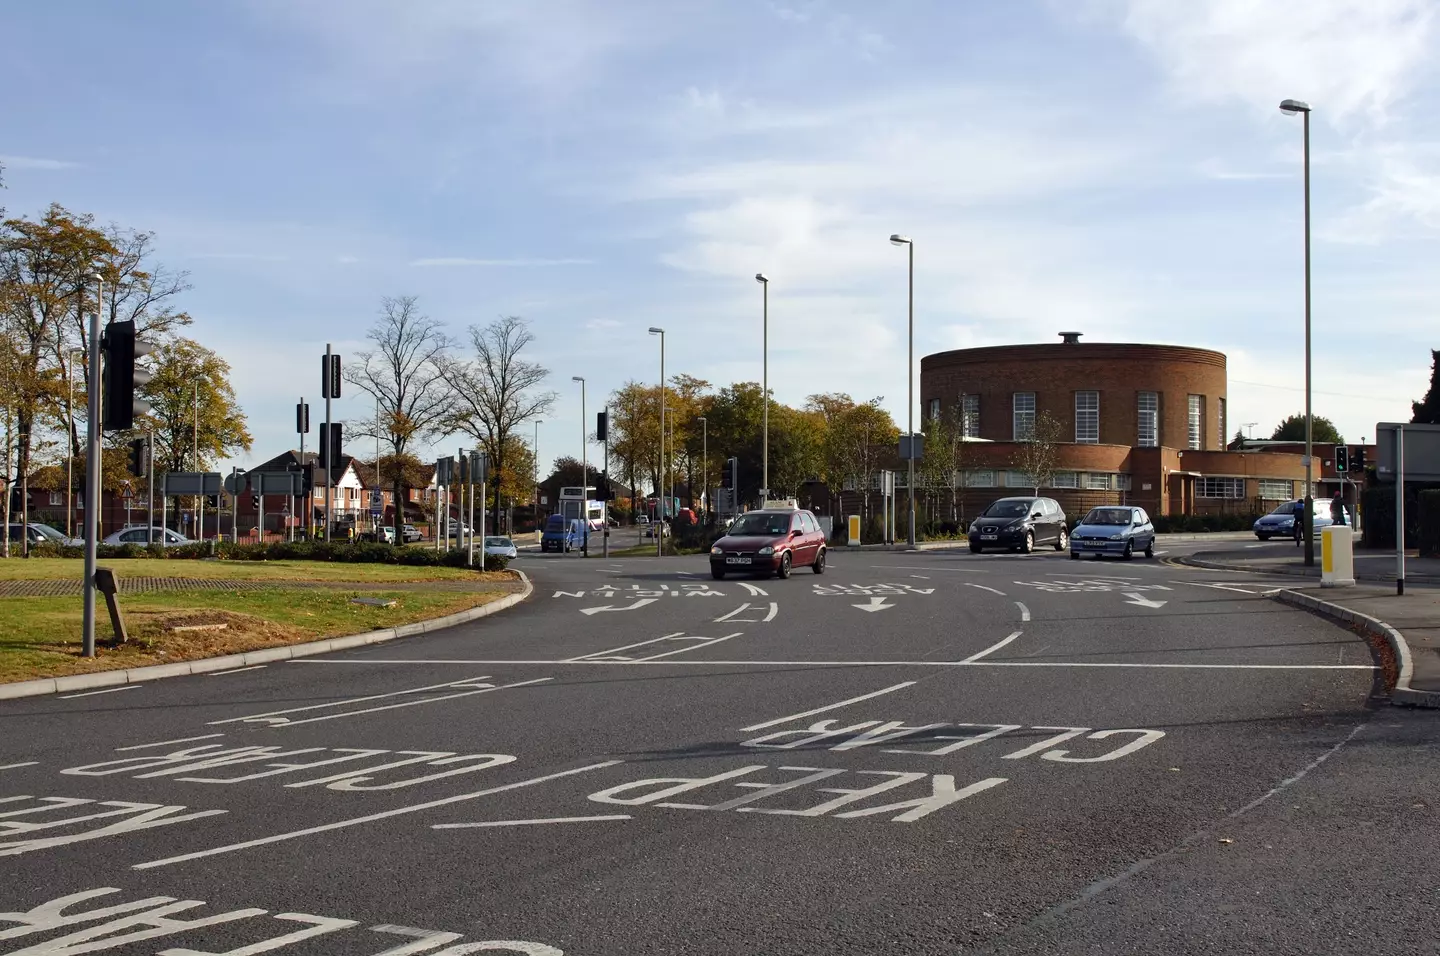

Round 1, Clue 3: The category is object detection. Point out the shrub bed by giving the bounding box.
[25,540,508,571]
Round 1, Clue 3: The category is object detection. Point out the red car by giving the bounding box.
[709,508,827,579]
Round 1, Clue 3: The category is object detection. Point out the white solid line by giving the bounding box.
[209,675,496,725]
[960,630,1023,664]
[910,575,930,579]
[564,632,687,663]
[737,582,770,597]
[207,665,267,676]
[635,633,743,662]
[0,762,39,771]
[274,677,552,727]
[763,602,779,623]
[134,760,625,870]
[433,814,631,829]
[115,733,226,751]
[292,658,1376,672]
[1015,601,1031,622]
[60,686,140,699]
[741,681,918,732]
[964,583,1007,596]
[1173,581,1260,594]
[713,603,751,623]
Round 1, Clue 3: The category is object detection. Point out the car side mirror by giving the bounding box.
[1031,512,1042,520]
[790,529,801,537]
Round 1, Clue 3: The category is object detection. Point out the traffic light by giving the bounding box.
[128,438,147,477]
[252,495,261,509]
[321,354,341,398]
[296,402,310,434]
[318,422,343,469]
[207,495,219,508]
[1334,446,1349,473]
[722,457,737,489]
[470,451,488,485]
[1354,445,1367,471]
[99,320,156,431]
[596,411,608,441]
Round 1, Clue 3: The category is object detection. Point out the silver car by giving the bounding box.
[7,522,84,547]
[483,536,518,560]
[103,526,192,547]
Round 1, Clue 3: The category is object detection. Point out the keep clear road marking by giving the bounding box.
[741,681,919,732]
[964,583,1008,596]
[1016,602,1031,622]
[434,814,631,830]
[853,597,892,613]
[960,630,1023,663]
[133,761,625,870]
[1122,592,1169,609]
[737,582,770,597]
[59,686,140,700]
[579,598,657,615]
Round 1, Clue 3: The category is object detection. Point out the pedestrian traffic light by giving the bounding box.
[99,320,156,431]
[596,411,608,441]
[321,354,341,399]
[318,422,343,469]
[128,438,147,477]
[1334,446,1349,473]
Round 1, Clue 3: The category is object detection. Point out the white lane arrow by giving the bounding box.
[579,598,658,616]
[1122,592,1168,609]
[853,597,894,613]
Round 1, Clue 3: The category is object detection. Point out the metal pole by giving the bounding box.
[1396,424,1405,596]
[324,344,333,543]
[762,280,768,503]
[602,414,610,559]
[580,379,587,557]
[468,455,476,567]
[1302,110,1315,567]
[147,428,154,546]
[376,400,382,538]
[67,358,74,538]
[701,418,707,522]
[194,380,202,542]
[81,275,101,658]
[658,341,665,557]
[907,240,916,548]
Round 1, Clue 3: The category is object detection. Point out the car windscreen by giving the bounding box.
[30,524,66,541]
[1082,508,1132,526]
[1270,502,1298,515]
[545,516,565,530]
[484,537,510,546]
[982,500,1032,518]
[728,513,792,536]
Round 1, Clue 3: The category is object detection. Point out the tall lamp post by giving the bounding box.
[572,376,586,557]
[755,273,769,504]
[890,233,916,547]
[1280,98,1315,566]
[66,348,84,538]
[533,419,542,531]
[697,415,707,520]
[648,327,665,557]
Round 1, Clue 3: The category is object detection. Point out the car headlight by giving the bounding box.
[1108,534,1123,540]
[757,546,774,555]
[710,546,722,555]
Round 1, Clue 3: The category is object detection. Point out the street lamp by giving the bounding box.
[572,376,586,556]
[697,415,707,520]
[649,327,665,557]
[755,273,769,503]
[533,419,542,529]
[66,349,84,538]
[890,233,916,548]
[1280,98,1315,566]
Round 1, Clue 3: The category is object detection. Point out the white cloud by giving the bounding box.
[0,154,80,170]
[409,257,594,267]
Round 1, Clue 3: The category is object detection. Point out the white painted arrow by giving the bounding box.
[579,598,658,615]
[853,597,894,613]
[1122,592,1168,609]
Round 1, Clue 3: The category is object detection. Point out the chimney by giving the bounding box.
[1059,331,1082,344]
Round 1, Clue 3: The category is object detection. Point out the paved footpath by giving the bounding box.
[2,544,1438,954]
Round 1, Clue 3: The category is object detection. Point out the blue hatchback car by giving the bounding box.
[1070,506,1156,560]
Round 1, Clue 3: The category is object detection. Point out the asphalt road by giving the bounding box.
[2,540,1438,954]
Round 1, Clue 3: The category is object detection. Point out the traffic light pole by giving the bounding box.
[81,276,102,658]
[323,345,333,543]
[146,429,154,547]
[603,424,610,558]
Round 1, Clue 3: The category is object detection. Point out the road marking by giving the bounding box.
[116,734,227,751]
[910,575,931,579]
[293,658,1377,672]
[741,682,919,732]
[1121,592,1168,609]
[209,675,497,725]
[132,761,625,869]
[1173,581,1262,594]
[964,583,1007,596]
[876,566,989,573]
[763,602,779,623]
[737,582,770,597]
[59,686,140,699]
[433,814,631,829]
[960,631,1023,663]
[1015,602,1030,622]
[579,598,657,615]
[636,633,744,661]
[207,665,267,676]
[853,597,893,613]
[714,603,752,622]
[273,678,552,727]
[564,632,687,662]
[0,762,38,771]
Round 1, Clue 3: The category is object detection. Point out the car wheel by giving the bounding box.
[1144,541,1155,558]
[1055,528,1069,551]
[1257,533,1270,541]
[1021,531,1034,554]
[711,568,725,580]
[1123,541,1134,560]
[776,551,792,579]
[812,547,827,574]
[969,544,982,554]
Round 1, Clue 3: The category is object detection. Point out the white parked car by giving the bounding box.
[7,522,84,548]
[402,524,422,543]
[483,536,518,560]
[103,526,192,547]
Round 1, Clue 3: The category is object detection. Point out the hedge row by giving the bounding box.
[28,540,509,571]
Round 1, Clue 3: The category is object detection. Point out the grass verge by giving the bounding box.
[0,587,507,683]
[0,557,509,584]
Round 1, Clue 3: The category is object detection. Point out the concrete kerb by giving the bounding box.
[1272,588,1440,709]
[0,570,533,702]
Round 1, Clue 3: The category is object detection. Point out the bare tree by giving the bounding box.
[441,316,556,531]
[1013,409,1063,494]
[344,296,454,541]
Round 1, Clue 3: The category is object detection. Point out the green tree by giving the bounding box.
[1270,414,1343,444]
[609,380,659,510]
[1412,349,1439,424]
[140,337,252,472]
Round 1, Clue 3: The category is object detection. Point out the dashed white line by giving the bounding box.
[0,762,39,771]
[434,814,631,830]
[59,686,139,699]
[1015,601,1031,622]
[960,630,1023,663]
[115,733,226,751]
[741,681,918,732]
[910,574,931,580]
[965,583,1008,596]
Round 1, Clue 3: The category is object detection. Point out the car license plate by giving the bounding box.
[979,534,997,541]
[725,556,752,565]
[1085,541,1105,548]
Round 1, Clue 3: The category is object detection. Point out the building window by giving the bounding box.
[1197,476,1244,498]
[49,492,63,506]
[1137,392,1158,447]
[961,394,980,438]
[928,398,941,421]
[1187,394,1203,450]
[1013,393,1036,441]
[1218,397,1227,447]
[970,470,995,488]
[1051,472,1079,488]
[1086,473,1112,491]
[1259,479,1292,500]
[1075,391,1099,444]
[1117,474,1132,491]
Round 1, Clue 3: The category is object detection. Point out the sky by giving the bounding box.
[3,0,1437,475]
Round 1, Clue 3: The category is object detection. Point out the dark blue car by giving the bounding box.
[1070,506,1156,560]
[540,515,585,553]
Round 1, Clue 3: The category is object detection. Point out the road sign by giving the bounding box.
[120,481,134,500]
[255,472,304,495]
[164,472,222,496]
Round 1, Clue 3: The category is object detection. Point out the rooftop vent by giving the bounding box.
[1059,331,1082,344]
